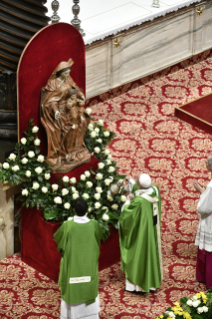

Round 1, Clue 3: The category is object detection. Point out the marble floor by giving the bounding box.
[45,0,202,44]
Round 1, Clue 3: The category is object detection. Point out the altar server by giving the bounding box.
[54,197,102,319]
[119,173,163,293]
[194,153,212,288]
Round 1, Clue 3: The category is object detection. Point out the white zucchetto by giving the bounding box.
[139,174,151,188]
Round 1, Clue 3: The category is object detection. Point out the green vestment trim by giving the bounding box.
[119,184,163,291]
[54,219,102,305]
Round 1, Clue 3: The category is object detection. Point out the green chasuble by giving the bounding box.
[119,184,163,292]
[54,219,102,305]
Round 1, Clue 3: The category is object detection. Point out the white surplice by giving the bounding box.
[60,215,100,319]
[195,179,212,252]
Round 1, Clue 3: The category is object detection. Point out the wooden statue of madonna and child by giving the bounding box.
[40,58,90,173]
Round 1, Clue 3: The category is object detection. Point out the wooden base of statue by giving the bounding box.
[51,153,91,173]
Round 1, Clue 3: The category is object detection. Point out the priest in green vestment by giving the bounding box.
[54,197,103,319]
[119,173,163,293]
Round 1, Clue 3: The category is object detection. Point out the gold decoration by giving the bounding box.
[113,38,121,47]
[196,6,204,16]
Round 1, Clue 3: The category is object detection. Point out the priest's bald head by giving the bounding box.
[138,173,151,189]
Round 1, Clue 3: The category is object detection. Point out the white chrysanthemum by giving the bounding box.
[86,181,93,188]
[28,151,35,158]
[96,138,102,143]
[34,138,40,146]
[25,170,31,178]
[108,166,115,173]
[37,155,45,163]
[82,193,89,200]
[94,202,101,209]
[202,306,208,312]
[32,126,39,133]
[45,173,51,180]
[102,213,109,221]
[35,166,43,174]
[197,307,203,314]
[21,137,27,145]
[103,131,110,137]
[192,296,198,301]
[98,162,105,169]
[94,147,101,154]
[111,204,118,210]
[98,119,104,126]
[73,193,79,199]
[95,127,100,134]
[64,202,71,210]
[9,153,16,161]
[84,171,90,177]
[104,179,111,186]
[121,195,127,202]
[96,187,103,193]
[104,149,110,155]
[52,184,59,191]
[80,174,86,181]
[94,193,101,200]
[21,157,28,164]
[54,196,62,204]
[192,300,200,307]
[96,173,103,180]
[186,300,193,306]
[85,107,92,116]
[63,176,69,183]
[90,131,97,138]
[168,312,175,318]
[3,162,9,169]
[22,189,29,196]
[32,182,39,190]
[70,177,77,184]
[12,165,19,172]
[88,123,94,130]
[42,187,48,194]
[62,188,69,196]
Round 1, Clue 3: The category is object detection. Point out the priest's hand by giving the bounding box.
[193,181,205,194]
[126,194,131,201]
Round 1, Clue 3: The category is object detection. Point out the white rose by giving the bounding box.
[107,154,112,159]
[28,151,35,158]
[102,213,109,221]
[96,187,103,193]
[95,127,100,134]
[3,162,9,169]
[54,196,62,204]
[111,204,118,210]
[32,182,39,190]
[104,178,111,186]
[62,188,69,196]
[96,173,103,180]
[168,313,175,318]
[21,157,28,165]
[70,177,77,184]
[202,306,208,312]
[103,131,110,137]
[108,166,115,173]
[64,202,71,210]
[82,193,89,200]
[9,153,16,161]
[45,173,51,180]
[35,167,43,174]
[37,155,44,163]
[197,307,203,314]
[88,123,94,130]
[94,202,101,209]
[107,195,113,201]
[94,147,101,154]
[192,300,200,307]
[94,193,101,200]
[34,138,40,146]
[85,107,92,116]
[84,171,91,177]
[121,195,127,202]
[73,193,79,199]
[192,296,198,301]
[52,184,59,191]
[98,162,105,169]
[41,187,48,194]
[22,189,28,196]
[25,170,31,178]
[98,119,104,126]
[109,176,114,181]
[21,137,27,145]
[104,149,110,156]
[71,186,77,192]
[12,165,19,172]
[80,174,86,181]
[86,181,93,188]
[106,159,111,165]
[32,126,39,133]
[63,176,69,183]
[102,206,109,213]
[90,131,96,138]
[96,138,102,143]
[186,300,193,306]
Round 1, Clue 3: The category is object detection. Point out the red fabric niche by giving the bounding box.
[21,207,120,282]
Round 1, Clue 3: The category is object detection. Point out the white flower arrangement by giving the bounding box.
[86,181,93,188]
[96,187,103,193]
[94,202,101,209]
[22,189,29,196]
[70,177,77,184]
[42,187,48,194]
[94,193,101,200]
[45,173,51,180]
[64,202,71,210]
[32,182,40,190]
[84,171,91,177]
[108,166,115,173]
[102,213,109,221]
[94,147,101,154]
[98,119,104,126]
[73,193,79,199]
[34,138,41,146]
[25,170,31,178]
[37,155,45,163]
[82,193,89,200]
[95,127,100,134]
[80,174,86,181]
[103,131,110,137]
[32,126,39,133]
[88,123,94,131]
[54,196,62,204]
[62,188,69,196]
[62,176,69,183]
[52,184,59,191]
[21,157,28,165]
[3,163,9,169]
[104,178,112,186]
[9,153,16,161]
[121,195,127,202]
[12,165,20,172]
[96,138,102,143]
[111,204,118,210]
[35,167,43,175]
[21,137,27,145]
[98,162,105,169]
[96,173,103,180]
[90,131,97,138]
[104,149,110,156]
[28,151,35,158]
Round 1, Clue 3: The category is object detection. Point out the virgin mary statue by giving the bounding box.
[40,58,91,173]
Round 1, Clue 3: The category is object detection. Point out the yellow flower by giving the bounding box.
[195,293,201,298]
[159,316,164,318]
[173,302,180,307]
[183,312,191,319]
